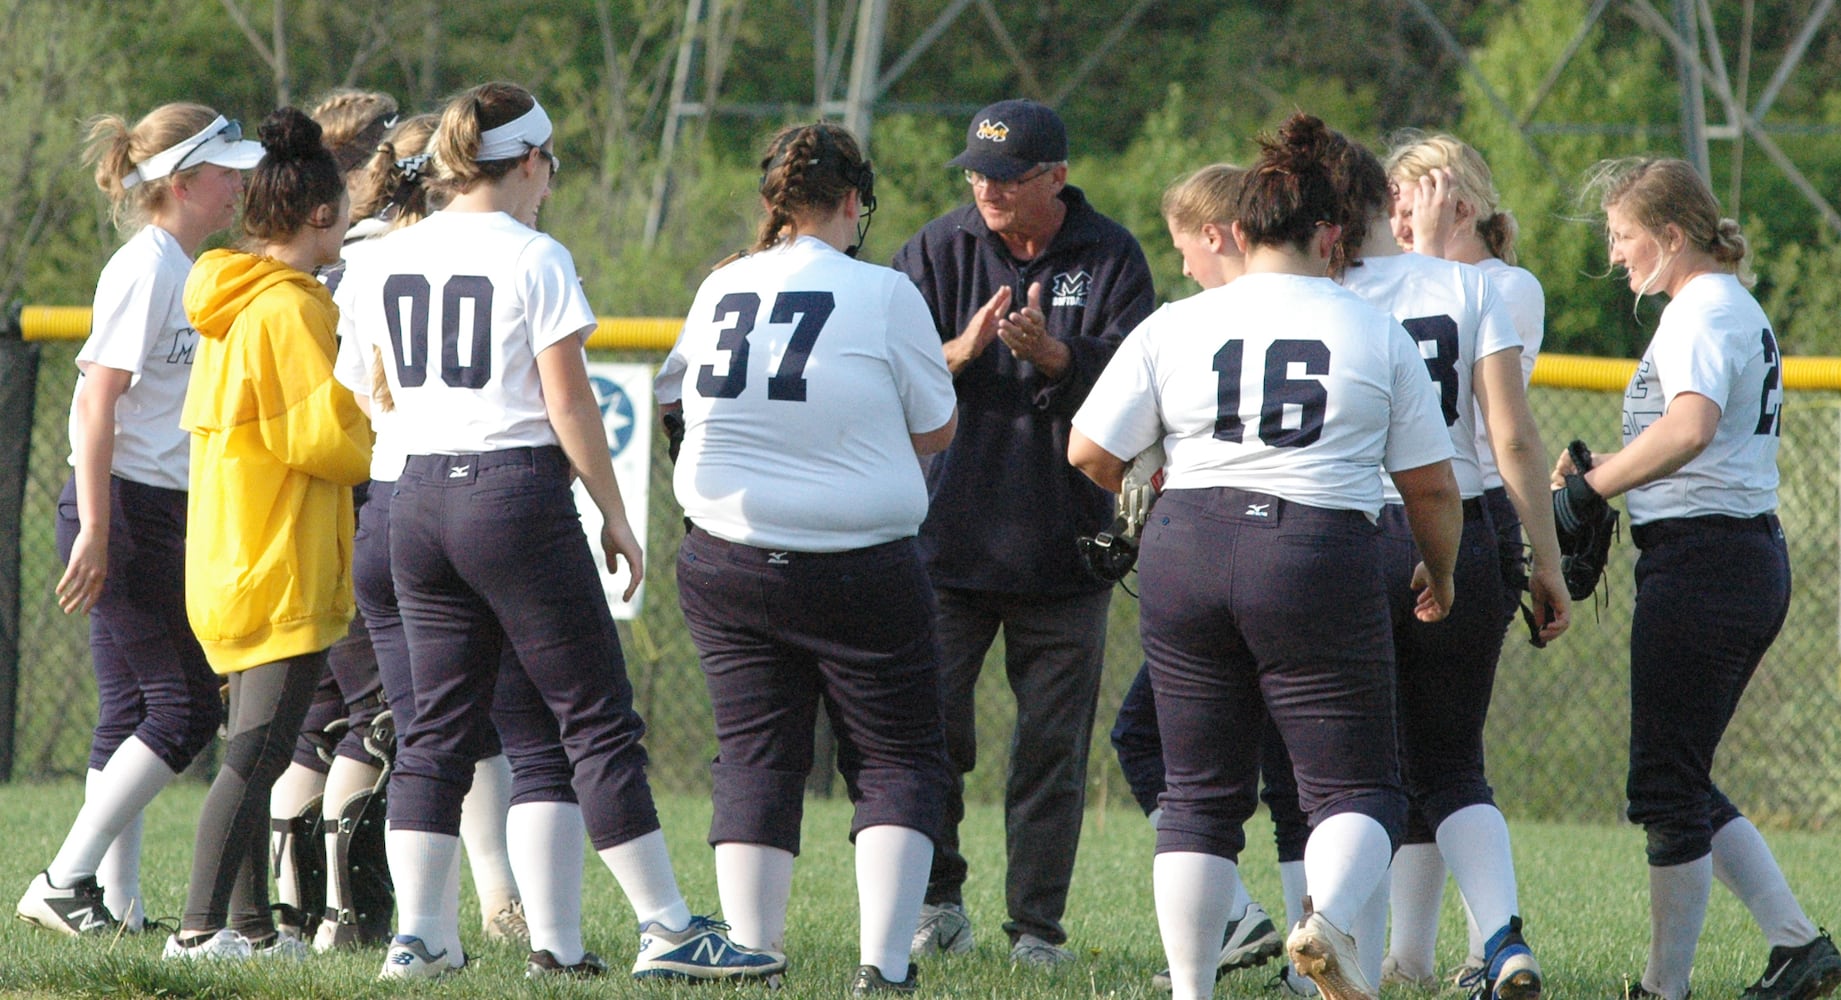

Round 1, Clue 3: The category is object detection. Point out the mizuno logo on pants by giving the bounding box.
[448,465,470,478]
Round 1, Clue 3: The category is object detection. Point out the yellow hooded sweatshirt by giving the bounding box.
[181,249,372,673]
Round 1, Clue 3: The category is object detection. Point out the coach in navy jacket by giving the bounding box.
[891,98,1154,964]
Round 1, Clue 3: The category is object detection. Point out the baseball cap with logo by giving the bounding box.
[947,99,1067,182]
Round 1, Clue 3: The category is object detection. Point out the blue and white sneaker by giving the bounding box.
[378,934,465,980]
[631,915,787,981]
[1477,917,1541,1000]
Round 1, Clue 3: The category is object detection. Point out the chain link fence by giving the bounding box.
[12,342,1841,829]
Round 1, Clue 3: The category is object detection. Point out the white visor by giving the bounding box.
[475,102,553,162]
[121,116,265,189]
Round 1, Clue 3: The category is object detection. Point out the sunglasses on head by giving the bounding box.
[172,119,243,175]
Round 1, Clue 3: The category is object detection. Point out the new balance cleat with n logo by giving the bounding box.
[1741,931,1841,1000]
[631,915,786,981]
[378,934,465,980]
[16,870,119,937]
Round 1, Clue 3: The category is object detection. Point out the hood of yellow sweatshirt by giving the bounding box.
[184,248,333,341]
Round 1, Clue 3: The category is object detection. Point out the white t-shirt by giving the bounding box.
[657,236,957,551]
[67,225,198,491]
[1473,258,1544,490]
[1340,253,1521,502]
[334,211,598,454]
[1622,272,1781,524]
[332,238,409,482]
[1073,272,1451,519]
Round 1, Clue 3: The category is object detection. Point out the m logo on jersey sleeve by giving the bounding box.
[1051,270,1090,308]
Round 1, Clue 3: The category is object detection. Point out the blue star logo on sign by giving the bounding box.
[591,376,636,457]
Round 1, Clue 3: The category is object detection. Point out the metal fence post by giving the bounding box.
[0,304,41,781]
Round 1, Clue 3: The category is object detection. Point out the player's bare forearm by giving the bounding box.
[1582,392,1719,499]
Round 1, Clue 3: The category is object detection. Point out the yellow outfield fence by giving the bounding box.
[19,305,1841,391]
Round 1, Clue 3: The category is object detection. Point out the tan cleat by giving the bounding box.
[1286,898,1376,1000]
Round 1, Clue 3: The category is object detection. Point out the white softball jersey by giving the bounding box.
[333,237,410,482]
[67,225,199,491]
[1073,271,1452,519]
[1340,252,1521,502]
[657,235,957,552]
[334,210,598,454]
[1473,258,1544,490]
[1621,272,1781,524]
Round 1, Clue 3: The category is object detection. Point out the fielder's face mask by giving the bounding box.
[121,116,265,189]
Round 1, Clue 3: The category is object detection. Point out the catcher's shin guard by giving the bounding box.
[316,711,396,949]
[270,799,326,938]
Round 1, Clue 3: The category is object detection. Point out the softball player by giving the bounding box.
[656,122,957,995]
[265,90,409,948]
[1556,157,1839,1000]
[1107,162,1295,994]
[339,81,777,982]
[1381,132,1548,990]
[1331,130,1569,1000]
[167,107,373,959]
[322,112,530,954]
[1070,112,1463,1000]
[16,102,255,938]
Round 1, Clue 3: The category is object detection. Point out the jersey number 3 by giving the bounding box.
[696,291,834,401]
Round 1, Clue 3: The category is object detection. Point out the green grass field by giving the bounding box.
[0,784,1831,999]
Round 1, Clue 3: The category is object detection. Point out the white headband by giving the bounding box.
[475,102,553,162]
[121,115,264,189]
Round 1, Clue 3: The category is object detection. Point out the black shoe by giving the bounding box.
[1621,977,1684,999]
[1742,932,1841,1000]
[526,949,610,978]
[852,963,918,994]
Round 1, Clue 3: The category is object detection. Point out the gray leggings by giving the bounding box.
[181,651,324,938]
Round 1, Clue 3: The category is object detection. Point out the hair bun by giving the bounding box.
[258,107,327,162]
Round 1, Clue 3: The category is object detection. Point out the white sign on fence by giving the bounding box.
[571,361,653,619]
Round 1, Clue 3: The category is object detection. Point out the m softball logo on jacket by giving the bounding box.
[1051,270,1090,308]
[975,119,1009,142]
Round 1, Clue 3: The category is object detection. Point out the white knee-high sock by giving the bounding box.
[1645,856,1712,1000]
[1387,843,1445,980]
[269,761,327,918]
[1436,804,1519,945]
[598,829,691,931]
[84,769,145,929]
[715,843,794,952]
[1712,818,1818,949]
[386,825,463,961]
[507,802,585,964]
[1465,896,1485,965]
[48,738,177,889]
[459,755,519,920]
[1302,812,1393,934]
[1230,872,1253,922]
[1280,859,1310,931]
[1356,867,1391,989]
[856,826,930,982]
[1155,852,1238,1000]
[320,757,383,914]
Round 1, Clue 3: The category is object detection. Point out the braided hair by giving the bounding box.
[750,122,874,256]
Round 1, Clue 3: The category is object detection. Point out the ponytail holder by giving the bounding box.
[395,153,431,183]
